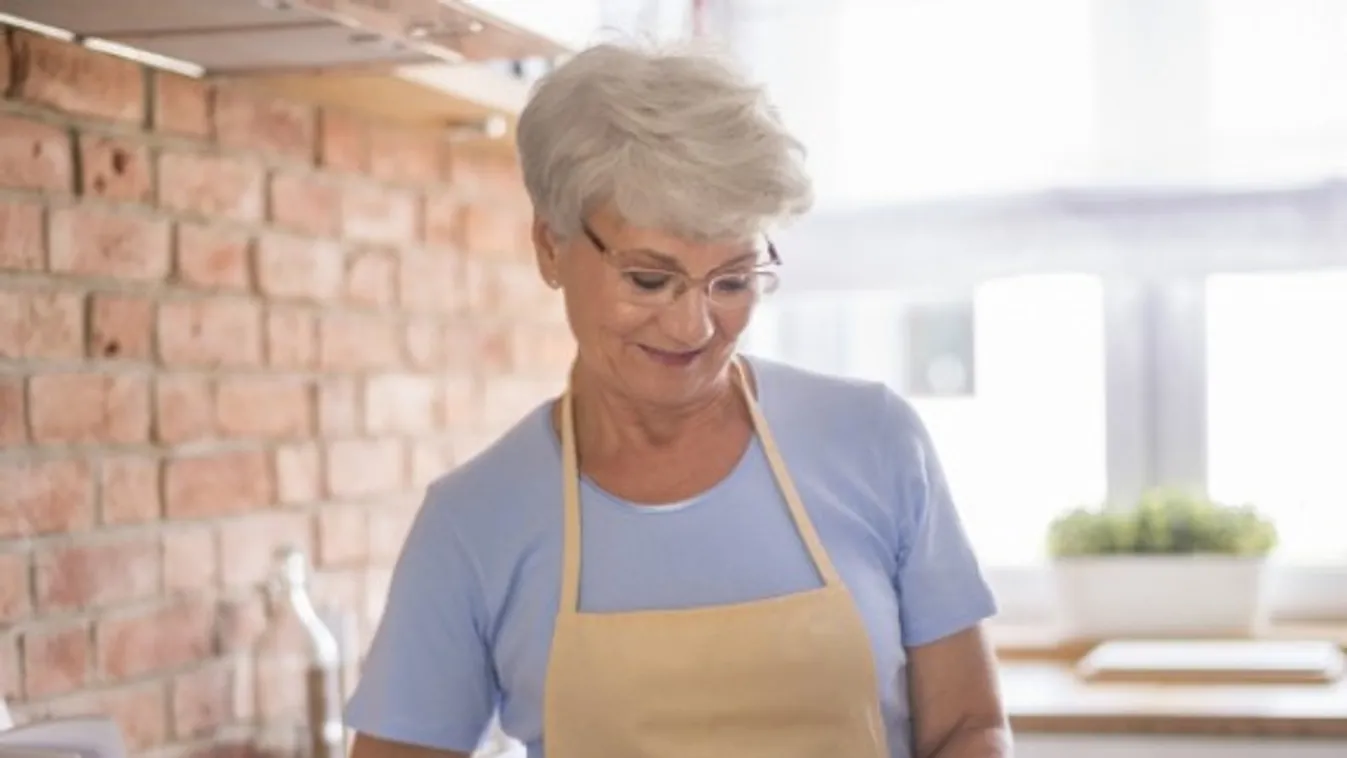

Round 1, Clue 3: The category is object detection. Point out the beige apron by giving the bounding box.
[542,358,891,758]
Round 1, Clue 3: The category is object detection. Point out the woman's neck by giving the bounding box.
[565,364,746,463]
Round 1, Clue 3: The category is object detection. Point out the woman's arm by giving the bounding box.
[350,733,471,758]
[907,626,1012,758]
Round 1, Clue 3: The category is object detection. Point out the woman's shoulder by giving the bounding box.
[413,400,563,539]
[747,354,917,429]
[746,354,933,477]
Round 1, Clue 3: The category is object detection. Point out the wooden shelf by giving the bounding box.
[1,0,567,157]
[243,64,526,157]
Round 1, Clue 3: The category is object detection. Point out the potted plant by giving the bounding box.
[1046,488,1278,640]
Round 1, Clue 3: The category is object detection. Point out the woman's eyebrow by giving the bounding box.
[622,249,759,273]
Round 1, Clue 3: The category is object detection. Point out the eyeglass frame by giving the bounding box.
[580,221,782,308]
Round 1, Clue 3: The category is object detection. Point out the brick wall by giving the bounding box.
[0,27,573,758]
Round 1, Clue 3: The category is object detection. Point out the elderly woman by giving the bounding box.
[345,42,1009,758]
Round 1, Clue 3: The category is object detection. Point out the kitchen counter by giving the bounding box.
[994,622,1347,739]
[1001,661,1347,738]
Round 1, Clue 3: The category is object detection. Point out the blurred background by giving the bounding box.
[0,1,1343,758]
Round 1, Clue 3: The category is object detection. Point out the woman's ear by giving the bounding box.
[533,215,562,289]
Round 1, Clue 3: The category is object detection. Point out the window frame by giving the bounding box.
[986,275,1347,624]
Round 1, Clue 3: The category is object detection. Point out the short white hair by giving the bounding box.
[516,40,813,243]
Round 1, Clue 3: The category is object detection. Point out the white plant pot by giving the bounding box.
[1051,555,1272,640]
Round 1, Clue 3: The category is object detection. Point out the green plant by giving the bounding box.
[1046,488,1278,558]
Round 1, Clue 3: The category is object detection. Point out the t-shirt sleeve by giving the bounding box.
[344,486,497,752]
[880,388,999,647]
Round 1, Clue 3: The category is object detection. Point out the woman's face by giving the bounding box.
[536,204,768,409]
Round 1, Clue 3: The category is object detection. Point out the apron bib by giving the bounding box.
[542,358,891,758]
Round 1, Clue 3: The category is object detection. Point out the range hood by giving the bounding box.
[0,0,578,151]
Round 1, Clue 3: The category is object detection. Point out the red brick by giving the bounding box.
[318,312,399,371]
[366,374,438,433]
[318,108,368,172]
[154,374,214,444]
[369,124,444,185]
[215,376,313,440]
[274,443,320,505]
[0,198,45,271]
[254,648,307,721]
[171,661,235,738]
[317,379,360,435]
[100,683,170,751]
[89,292,154,360]
[0,551,30,622]
[158,151,265,222]
[264,306,316,369]
[317,506,367,567]
[23,621,91,698]
[96,598,213,679]
[450,150,522,199]
[400,249,461,312]
[459,325,513,374]
[29,372,151,444]
[49,207,171,281]
[423,189,462,249]
[0,113,72,192]
[164,450,273,519]
[158,298,263,367]
[345,248,396,306]
[342,181,418,244]
[162,526,217,593]
[461,202,526,258]
[215,86,315,162]
[369,503,418,561]
[269,171,340,237]
[255,234,343,301]
[444,322,509,374]
[100,455,161,525]
[410,438,452,488]
[462,259,549,317]
[11,32,144,123]
[153,71,212,138]
[313,570,364,622]
[0,377,25,446]
[479,376,550,428]
[326,438,404,499]
[217,595,266,653]
[217,511,310,587]
[515,323,575,375]
[0,290,83,360]
[442,374,481,428]
[0,458,94,538]
[403,318,444,370]
[79,134,152,204]
[176,223,252,290]
[34,534,160,611]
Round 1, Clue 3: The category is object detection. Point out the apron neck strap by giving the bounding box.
[558,356,844,615]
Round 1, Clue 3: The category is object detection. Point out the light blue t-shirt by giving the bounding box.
[345,356,997,758]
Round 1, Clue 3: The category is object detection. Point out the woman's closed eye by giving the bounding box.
[623,269,676,291]
[711,273,752,293]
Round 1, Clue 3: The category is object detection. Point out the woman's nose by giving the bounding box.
[658,287,716,347]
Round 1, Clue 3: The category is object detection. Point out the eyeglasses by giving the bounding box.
[581,222,781,310]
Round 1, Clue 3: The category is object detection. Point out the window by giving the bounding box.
[745,274,1109,567]
[834,0,1096,206]
[1206,269,1347,565]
